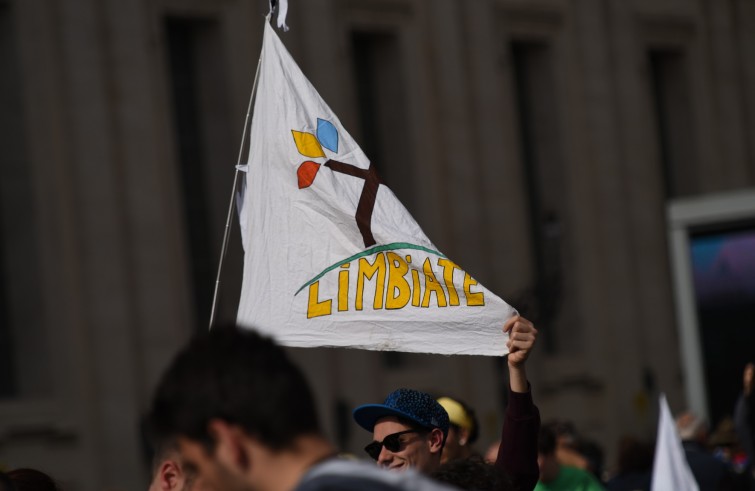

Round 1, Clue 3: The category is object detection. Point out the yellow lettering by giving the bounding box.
[463,272,485,306]
[386,252,411,310]
[411,268,421,306]
[421,258,447,307]
[437,258,460,306]
[356,253,386,310]
[338,267,349,312]
[307,281,332,318]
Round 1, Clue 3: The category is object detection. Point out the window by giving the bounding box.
[164,16,238,328]
[510,40,570,353]
[0,1,50,398]
[350,29,416,216]
[648,49,697,198]
[668,191,755,422]
[689,221,755,423]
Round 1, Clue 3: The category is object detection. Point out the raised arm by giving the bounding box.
[496,316,540,491]
[505,316,537,393]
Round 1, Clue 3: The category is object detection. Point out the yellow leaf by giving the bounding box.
[292,131,325,158]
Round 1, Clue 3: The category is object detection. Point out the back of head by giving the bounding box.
[708,417,738,447]
[4,469,61,491]
[543,420,578,448]
[148,325,320,451]
[437,396,479,444]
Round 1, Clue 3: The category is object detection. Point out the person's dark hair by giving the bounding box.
[4,469,61,491]
[432,456,512,491]
[543,420,578,447]
[150,438,179,474]
[538,426,557,456]
[148,325,320,451]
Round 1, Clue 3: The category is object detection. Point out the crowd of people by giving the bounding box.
[1,319,753,491]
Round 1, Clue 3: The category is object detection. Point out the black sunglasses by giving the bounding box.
[364,429,423,460]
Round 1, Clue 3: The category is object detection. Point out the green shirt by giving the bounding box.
[534,465,605,491]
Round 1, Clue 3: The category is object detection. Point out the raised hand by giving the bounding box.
[504,315,538,369]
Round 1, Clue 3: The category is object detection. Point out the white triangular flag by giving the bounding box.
[650,394,700,491]
[236,21,516,355]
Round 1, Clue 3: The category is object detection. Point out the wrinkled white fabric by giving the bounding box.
[236,22,515,356]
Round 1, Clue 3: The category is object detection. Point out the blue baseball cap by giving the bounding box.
[353,388,450,437]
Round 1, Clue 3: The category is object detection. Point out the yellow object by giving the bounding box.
[438,397,473,431]
[292,130,325,158]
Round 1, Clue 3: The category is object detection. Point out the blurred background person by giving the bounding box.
[535,426,605,491]
[436,396,480,464]
[708,417,751,491]
[676,411,734,491]
[543,420,605,482]
[605,436,654,491]
[545,421,589,471]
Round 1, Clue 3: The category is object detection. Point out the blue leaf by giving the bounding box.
[316,118,339,153]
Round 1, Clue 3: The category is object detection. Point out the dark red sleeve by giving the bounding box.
[494,384,540,491]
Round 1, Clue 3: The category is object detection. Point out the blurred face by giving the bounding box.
[177,438,249,491]
[370,417,441,473]
[440,425,472,464]
[440,426,461,464]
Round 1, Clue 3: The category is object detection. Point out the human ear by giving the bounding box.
[458,427,470,446]
[157,461,182,491]
[429,428,445,453]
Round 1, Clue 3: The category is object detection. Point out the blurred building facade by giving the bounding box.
[1,0,755,489]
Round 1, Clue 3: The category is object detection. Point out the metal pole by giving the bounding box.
[208,45,264,330]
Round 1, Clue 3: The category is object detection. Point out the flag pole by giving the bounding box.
[208,22,266,330]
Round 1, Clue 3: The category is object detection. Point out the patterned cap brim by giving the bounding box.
[352,403,435,432]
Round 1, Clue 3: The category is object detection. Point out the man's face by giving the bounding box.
[177,438,250,491]
[371,417,440,473]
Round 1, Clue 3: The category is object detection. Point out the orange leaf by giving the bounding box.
[297,161,321,189]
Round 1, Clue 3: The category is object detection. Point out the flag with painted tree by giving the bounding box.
[236,21,516,355]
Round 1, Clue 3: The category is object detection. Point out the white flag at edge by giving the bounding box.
[650,394,700,491]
